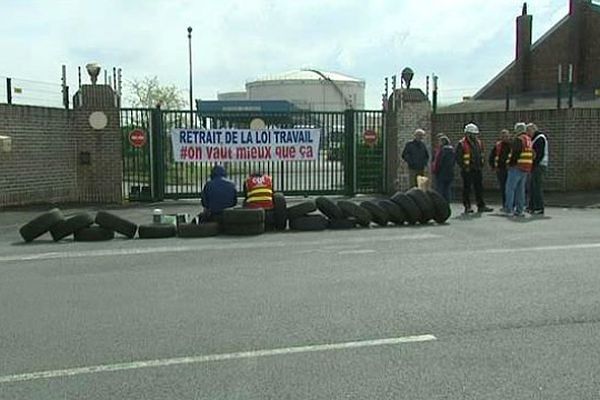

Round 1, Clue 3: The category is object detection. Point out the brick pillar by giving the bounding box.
[385,88,431,192]
[72,85,123,203]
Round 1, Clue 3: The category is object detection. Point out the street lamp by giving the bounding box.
[187,26,194,126]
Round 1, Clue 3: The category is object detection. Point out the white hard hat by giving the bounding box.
[464,123,479,134]
[514,122,527,134]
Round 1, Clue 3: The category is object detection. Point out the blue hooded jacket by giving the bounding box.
[201,165,237,214]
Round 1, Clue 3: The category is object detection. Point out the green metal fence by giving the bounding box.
[121,108,385,201]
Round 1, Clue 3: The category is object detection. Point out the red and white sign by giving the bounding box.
[363,129,378,145]
[129,129,147,148]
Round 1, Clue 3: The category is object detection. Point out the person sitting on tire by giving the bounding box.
[199,165,237,223]
[243,171,274,210]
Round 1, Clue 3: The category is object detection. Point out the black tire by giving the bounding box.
[95,211,138,238]
[360,201,389,226]
[222,223,265,236]
[378,200,407,225]
[390,192,421,225]
[138,223,177,239]
[426,190,452,224]
[289,214,328,231]
[74,226,115,242]
[265,210,276,231]
[273,193,288,231]
[328,218,356,230]
[177,222,220,238]
[19,208,64,242]
[316,197,344,220]
[406,188,436,223]
[222,208,265,225]
[50,213,95,242]
[287,200,317,220]
[337,200,372,227]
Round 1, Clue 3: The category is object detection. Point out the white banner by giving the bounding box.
[171,128,321,162]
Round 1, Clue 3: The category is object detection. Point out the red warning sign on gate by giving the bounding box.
[363,129,377,145]
[129,129,147,148]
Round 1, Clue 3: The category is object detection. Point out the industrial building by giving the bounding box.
[217,69,366,112]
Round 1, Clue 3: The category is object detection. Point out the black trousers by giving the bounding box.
[461,169,485,209]
[529,165,546,211]
[496,169,508,208]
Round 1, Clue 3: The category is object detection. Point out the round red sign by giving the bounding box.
[129,129,147,148]
[363,129,377,145]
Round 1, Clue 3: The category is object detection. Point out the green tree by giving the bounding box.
[127,76,186,109]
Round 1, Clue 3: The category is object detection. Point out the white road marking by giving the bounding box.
[337,249,376,255]
[0,233,441,263]
[473,242,600,255]
[0,334,436,384]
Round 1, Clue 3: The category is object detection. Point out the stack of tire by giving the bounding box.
[286,199,328,231]
[389,188,451,225]
[220,208,266,236]
[331,188,451,228]
[19,209,138,243]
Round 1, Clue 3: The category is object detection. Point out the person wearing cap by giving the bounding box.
[243,171,274,210]
[199,165,238,223]
[455,123,493,213]
[488,129,512,210]
[402,129,429,188]
[431,134,455,202]
[504,122,534,217]
[526,123,549,215]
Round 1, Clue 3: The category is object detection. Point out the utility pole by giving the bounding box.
[187,26,194,126]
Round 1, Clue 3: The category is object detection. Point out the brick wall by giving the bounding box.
[432,108,600,192]
[0,85,123,207]
[0,105,78,206]
[582,7,600,90]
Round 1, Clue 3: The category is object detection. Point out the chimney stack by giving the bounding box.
[516,2,533,60]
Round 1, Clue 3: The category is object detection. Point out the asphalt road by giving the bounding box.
[1,205,599,399]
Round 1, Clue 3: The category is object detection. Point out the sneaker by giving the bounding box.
[513,212,525,218]
[532,209,544,216]
[464,207,474,214]
[478,206,494,213]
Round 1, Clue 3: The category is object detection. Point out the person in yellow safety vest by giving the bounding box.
[487,129,512,209]
[504,122,534,217]
[243,172,274,209]
[455,123,494,214]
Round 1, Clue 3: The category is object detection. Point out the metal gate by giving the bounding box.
[121,108,385,201]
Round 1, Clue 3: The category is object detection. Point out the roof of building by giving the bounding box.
[439,93,600,114]
[249,69,364,83]
[196,100,300,113]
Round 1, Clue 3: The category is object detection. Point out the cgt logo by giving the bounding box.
[251,176,267,185]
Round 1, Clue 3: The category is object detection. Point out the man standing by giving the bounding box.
[505,123,534,217]
[200,165,237,222]
[402,129,429,188]
[527,123,548,215]
[456,123,493,213]
[488,129,512,211]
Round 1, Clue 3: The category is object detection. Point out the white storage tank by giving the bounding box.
[246,69,365,112]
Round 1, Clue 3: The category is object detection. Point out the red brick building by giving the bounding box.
[475,0,600,100]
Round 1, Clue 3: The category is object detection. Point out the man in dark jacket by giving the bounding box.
[456,123,493,214]
[527,123,548,215]
[199,165,237,222]
[488,129,512,210]
[432,135,454,202]
[402,129,429,188]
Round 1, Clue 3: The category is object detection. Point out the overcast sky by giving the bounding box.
[0,0,572,108]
